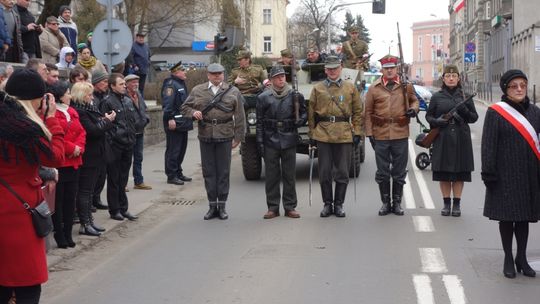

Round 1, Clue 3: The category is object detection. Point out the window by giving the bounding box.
[263,36,272,53]
[417,67,423,78]
[485,1,491,19]
[418,36,423,61]
[263,9,272,24]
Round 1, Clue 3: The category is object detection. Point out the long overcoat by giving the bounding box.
[481,100,540,222]
[425,87,478,173]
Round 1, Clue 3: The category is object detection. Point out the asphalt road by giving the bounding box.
[42,101,540,304]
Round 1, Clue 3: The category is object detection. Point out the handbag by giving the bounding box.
[174,114,194,132]
[0,177,54,238]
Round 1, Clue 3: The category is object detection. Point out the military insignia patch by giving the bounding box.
[166,87,173,96]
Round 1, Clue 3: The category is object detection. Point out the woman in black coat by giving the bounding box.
[481,69,540,279]
[70,82,116,236]
[426,64,478,217]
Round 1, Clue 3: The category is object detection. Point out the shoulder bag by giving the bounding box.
[0,177,53,238]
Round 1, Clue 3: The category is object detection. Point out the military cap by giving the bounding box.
[207,63,225,73]
[379,54,399,68]
[236,50,252,60]
[348,25,360,33]
[280,49,293,58]
[443,64,459,75]
[324,56,342,69]
[307,47,319,54]
[124,74,140,82]
[170,61,185,73]
[270,65,286,78]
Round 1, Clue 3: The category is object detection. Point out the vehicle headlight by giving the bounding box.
[247,110,257,125]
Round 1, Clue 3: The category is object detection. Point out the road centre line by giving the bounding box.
[443,275,468,304]
[408,139,435,209]
[412,274,435,304]
[412,216,435,232]
[420,248,448,273]
[404,175,416,209]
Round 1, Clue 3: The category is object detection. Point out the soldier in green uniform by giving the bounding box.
[342,25,369,71]
[308,56,364,218]
[277,49,294,66]
[228,50,267,95]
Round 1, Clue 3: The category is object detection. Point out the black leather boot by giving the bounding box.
[79,195,101,237]
[204,202,218,220]
[89,214,106,232]
[217,202,228,220]
[54,229,68,249]
[333,183,347,217]
[320,182,333,217]
[392,181,404,216]
[441,197,451,216]
[451,198,461,217]
[63,224,76,248]
[378,181,391,216]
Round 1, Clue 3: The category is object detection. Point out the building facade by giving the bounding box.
[411,19,450,86]
[244,0,288,58]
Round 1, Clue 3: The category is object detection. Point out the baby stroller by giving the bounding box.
[414,93,432,170]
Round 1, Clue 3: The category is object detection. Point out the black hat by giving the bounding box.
[500,69,528,94]
[270,65,286,78]
[6,69,46,100]
[170,61,185,73]
[47,81,69,103]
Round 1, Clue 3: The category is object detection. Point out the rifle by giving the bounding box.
[291,55,300,122]
[420,93,477,148]
[396,23,410,112]
[355,53,373,70]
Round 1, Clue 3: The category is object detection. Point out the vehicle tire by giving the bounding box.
[349,144,361,177]
[415,152,430,170]
[241,137,262,180]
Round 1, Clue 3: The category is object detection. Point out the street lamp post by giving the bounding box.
[326,1,373,53]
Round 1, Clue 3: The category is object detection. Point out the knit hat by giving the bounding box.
[91,70,108,85]
[5,69,46,100]
[58,5,71,16]
[46,81,69,103]
[500,69,528,94]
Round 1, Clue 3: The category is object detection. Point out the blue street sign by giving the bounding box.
[192,41,214,51]
[464,52,476,63]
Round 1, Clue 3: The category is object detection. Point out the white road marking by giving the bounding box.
[413,274,435,304]
[420,248,448,273]
[413,216,435,232]
[404,175,416,209]
[408,139,435,209]
[443,275,468,304]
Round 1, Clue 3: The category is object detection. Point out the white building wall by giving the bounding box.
[249,0,288,58]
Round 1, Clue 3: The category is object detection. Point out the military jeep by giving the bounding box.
[240,63,365,180]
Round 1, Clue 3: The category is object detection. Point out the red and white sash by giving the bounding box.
[491,101,540,160]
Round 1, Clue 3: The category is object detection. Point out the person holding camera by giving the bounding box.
[162,61,191,185]
[308,56,363,218]
[364,55,418,216]
[0,69,65,303]
[426,65,478,217]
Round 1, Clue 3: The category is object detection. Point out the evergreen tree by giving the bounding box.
[356,15,371,44]
[339,12,371,44]
[339,11,355,42]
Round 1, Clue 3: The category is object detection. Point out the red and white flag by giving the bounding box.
[453,0,465,13]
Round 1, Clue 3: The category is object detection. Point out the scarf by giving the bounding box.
[501,95,530,115]
[271,84,292,99]
[0,92,52,164]
[78,56,97,69]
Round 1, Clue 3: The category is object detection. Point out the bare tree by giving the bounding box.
[296,0,343,52]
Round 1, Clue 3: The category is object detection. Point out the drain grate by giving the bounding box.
[162,199,197,206]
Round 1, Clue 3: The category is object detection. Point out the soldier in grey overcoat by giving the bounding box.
[481,69,540,279]
[181,63,245,220]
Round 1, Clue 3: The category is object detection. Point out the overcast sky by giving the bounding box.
[287,0,451,64]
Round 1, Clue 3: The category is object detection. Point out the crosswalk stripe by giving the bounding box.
[420,248,448,273]
[408,139,435,209]
[443,275,468,304]
[412,274,435,304]
[413,216,435,232]
[404,175,416,209]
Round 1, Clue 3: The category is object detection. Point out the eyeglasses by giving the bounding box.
[508,83,527,90]
[49,23,59,25]
[444,73,459,79]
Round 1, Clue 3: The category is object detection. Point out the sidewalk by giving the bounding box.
[46,132,202,268]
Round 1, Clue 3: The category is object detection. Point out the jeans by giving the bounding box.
[132,133,145,185]
[0,285,41,304]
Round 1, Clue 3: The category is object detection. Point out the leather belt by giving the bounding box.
[264,119,295,128]
[317,116,350,123]
[202,117,233,125]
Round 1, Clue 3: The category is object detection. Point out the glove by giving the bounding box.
[368,136,376,149]
[452,112,464,123]
[405,108,417,118]
[433,116,449,127]
[258,143,265,156]
[353,135,362,146]
[309,138,317,147]
[457,104,470,117]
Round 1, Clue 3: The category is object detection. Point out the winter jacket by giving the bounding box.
[0,7,11,47]
[56,46,76,69]
[2,5,23,62]
[99,92,137,150]
[257,86,307,150]
[55,104,86,169]
[364,78,419,140]
[181,82,246,143]
[58,16,77,61]
[127,90,150,134]
[129,41,151,75]
[0,117,64,287]
[39,27,68,64]
[482,99,540,222]
[15,4,41,58]
[426,87,478,173]
[308,79,363,143]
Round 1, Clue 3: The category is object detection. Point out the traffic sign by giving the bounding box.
[464,52,476,63]
[465,42,476,52]
[92,19,133,67]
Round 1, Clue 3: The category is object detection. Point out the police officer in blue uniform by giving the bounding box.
[162,61,192,185]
